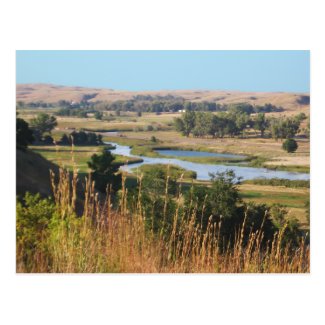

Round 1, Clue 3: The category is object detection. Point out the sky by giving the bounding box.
[16,50,310,92]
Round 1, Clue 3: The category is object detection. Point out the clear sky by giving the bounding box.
[16,50,310,92]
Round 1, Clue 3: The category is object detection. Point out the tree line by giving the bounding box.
[174,110,306,140]
[59,131,103,146]
[18,96,285,115]
[16,113,103,149]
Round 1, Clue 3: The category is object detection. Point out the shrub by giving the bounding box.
[16,193,57,271]
[146,125,154,131]
[282,138,298,153]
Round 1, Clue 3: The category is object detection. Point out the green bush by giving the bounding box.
[282,138,298,153]
[16,193,57,269]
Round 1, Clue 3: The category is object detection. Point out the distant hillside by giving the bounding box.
[16,83,310,113]
[16,149,59,197]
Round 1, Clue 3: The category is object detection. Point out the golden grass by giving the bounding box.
[16,167,310,273]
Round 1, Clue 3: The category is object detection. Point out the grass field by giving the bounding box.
[238,183,309,225]
[30,145,142,173]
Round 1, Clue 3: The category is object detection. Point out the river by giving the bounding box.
[106,142,310,181]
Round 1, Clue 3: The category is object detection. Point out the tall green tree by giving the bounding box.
[235,112,250,137]
[182,110,196,137]
[254,113,268,137]
[87,149,121,192]
[30,113,57,137]
[192,112,214,137]
[174,117,185,134]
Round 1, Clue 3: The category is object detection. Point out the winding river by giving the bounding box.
[106,142,310,181]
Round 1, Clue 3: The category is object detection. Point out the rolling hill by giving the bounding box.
[16,83,310,113]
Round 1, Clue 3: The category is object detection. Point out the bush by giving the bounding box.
[282,138,298,153]
[16,193,57,270]
[145,125,154,131]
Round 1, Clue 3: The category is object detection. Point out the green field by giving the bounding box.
[238,183,309,226]
[30,145,142,173]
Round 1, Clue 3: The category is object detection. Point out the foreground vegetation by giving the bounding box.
[16,166,309,273]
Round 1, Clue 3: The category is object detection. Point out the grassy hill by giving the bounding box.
[16,148,59,197]
[16,83,310,114]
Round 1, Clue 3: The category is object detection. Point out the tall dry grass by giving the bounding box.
[16,167,309,273]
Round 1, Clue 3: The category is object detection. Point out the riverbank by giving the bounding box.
[107,142,310,181]
[102,133,310,173]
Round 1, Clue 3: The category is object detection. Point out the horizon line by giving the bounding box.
[16,82,310,94]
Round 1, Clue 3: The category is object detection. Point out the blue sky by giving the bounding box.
[16,50,310,92]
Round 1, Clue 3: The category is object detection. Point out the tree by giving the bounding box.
[281,118,300,138]
[282,138,298,153]
[305,116,310,139]
[182,110,196,137]
[70,131,103,145]
[270,204,302,246]
[192,112,214,137]
[87,149,122,192]
[208,170,241,220]
[295,112,307,123]
[126,166,178,234]
[254,113,268,137]
[269,118,282,140]
[30,113,57,136]
[42,135,54,145]
[174,117,185,134]
[228,103,254,115]
[16,118,34,150]
[235,112,250,137]
[59,133,70,145]
[212,115,227,138]
[94,111,103,120]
